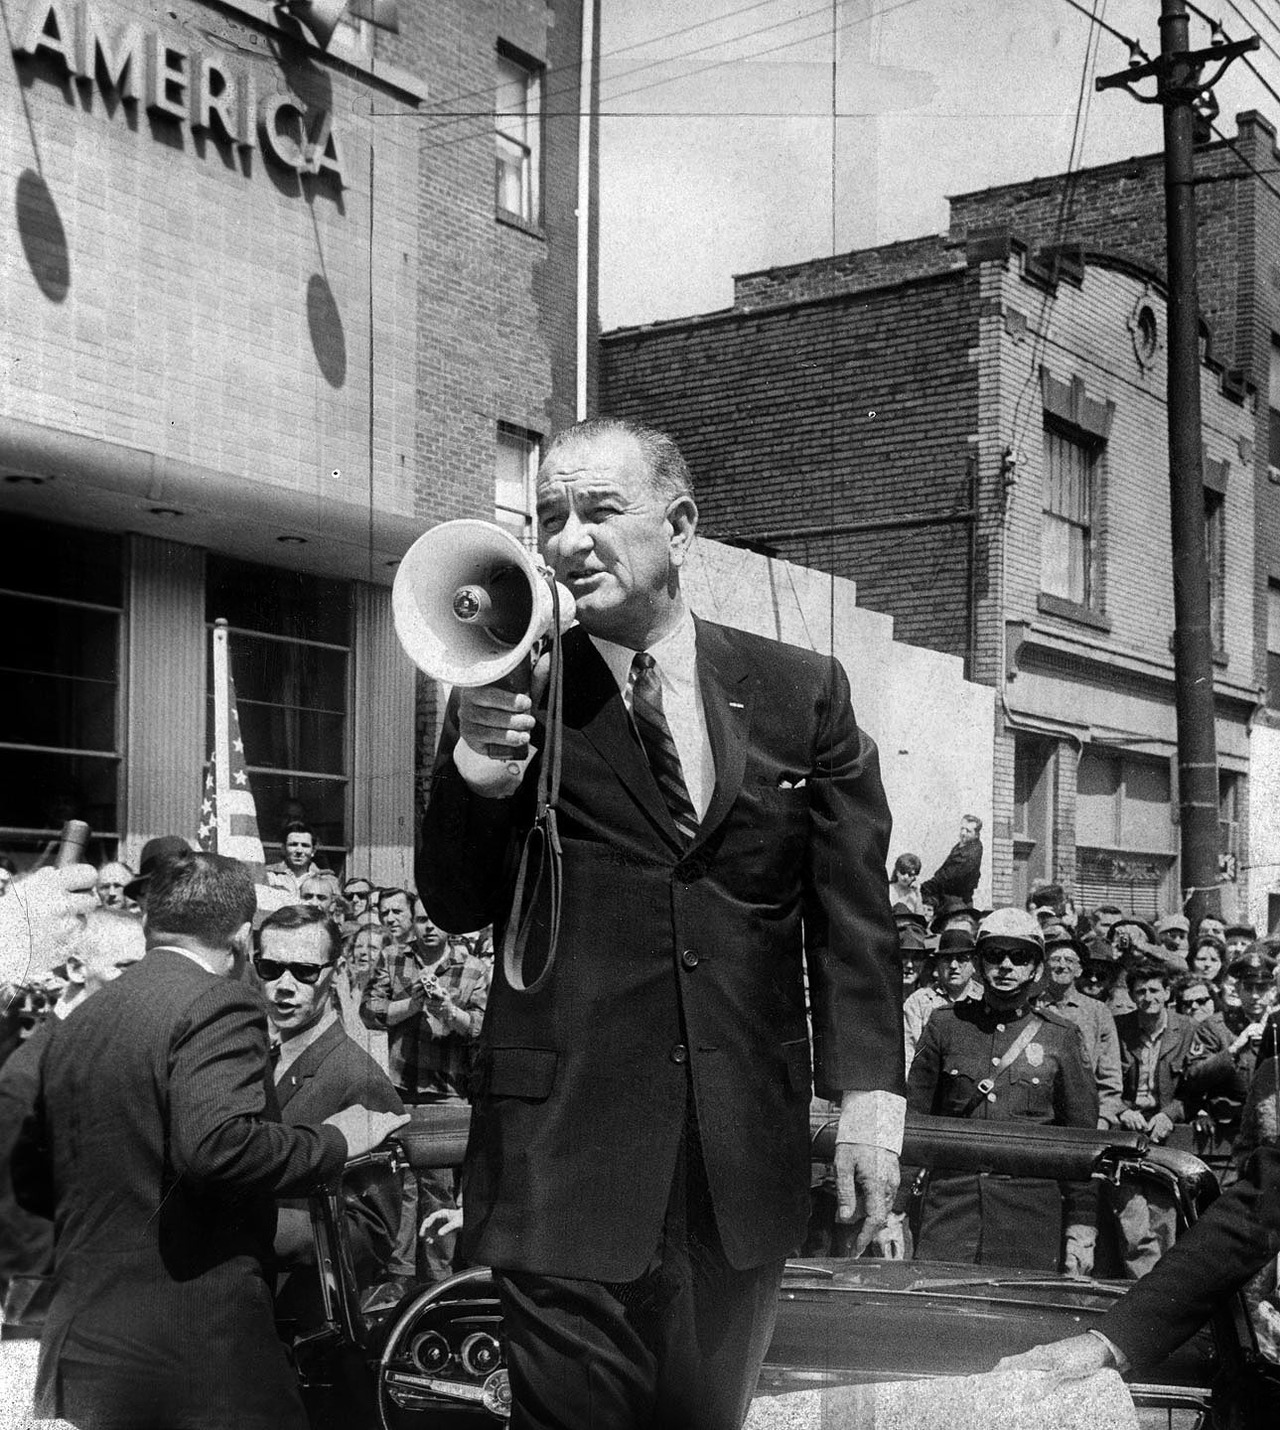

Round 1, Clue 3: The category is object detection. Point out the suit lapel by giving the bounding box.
[691,617,752,848]
[275,1019,342,1110]
[561,626,680,845]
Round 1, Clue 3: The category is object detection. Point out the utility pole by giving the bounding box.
[1096,1,1256,924]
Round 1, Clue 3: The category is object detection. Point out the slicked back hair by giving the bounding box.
[144,852,257,946]
[255,903,342,964]
[542,417,695,504]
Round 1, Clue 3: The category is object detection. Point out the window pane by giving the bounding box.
[206,558,352,646]
[1076,749,1120,847]
[1121,759,1173,851]
[0,749,120,837]
[495,133,528,217]
[1269,337,1280,410]
[0,519,122,606]
[1041,514,1074,600]
[252,774,346,859]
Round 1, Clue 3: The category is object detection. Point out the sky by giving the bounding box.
[596,0,1274,330]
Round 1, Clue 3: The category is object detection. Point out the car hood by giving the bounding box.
[763,1258,1214,1395]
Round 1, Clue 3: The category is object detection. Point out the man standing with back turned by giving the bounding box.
[13,850,407,1430]
[420,417,904,1429]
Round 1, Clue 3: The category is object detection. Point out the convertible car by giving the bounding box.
[296,1109,1280,1429]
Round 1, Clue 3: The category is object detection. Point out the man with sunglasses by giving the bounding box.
[906,908,1097,1271]
[253,906,404,1369]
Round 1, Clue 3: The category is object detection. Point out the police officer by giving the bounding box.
[906,907,1099,1271]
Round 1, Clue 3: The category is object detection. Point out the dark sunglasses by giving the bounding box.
[1179,994,1213,1009]
[253,956,330,985]
[979,944,1038,967]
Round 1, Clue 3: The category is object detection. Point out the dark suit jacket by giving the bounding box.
[919,836,982,907]
[275,1018,404,1289]
[0,1019,55,1322]
[420,617,902,1281]
[13,948,347,1430]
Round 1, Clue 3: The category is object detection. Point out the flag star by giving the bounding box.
[201,800,213,816]
[234,771,248,786]
[233,739,244,753]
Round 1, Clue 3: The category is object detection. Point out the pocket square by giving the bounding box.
[778,777,807,790]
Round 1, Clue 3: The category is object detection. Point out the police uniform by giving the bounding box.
[907,996,1099,1268]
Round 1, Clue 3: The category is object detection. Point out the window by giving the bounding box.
[1268,581,1280,708]
[495,424,540,548]
[1220,770,1241,878]
[1012,736,1056,907]
[495,47,540,223]
[1042,425,1098,606]
[1075,748,1175,917]
[205,557,351,870]
[1269,337,1280,478]
[1204,487,1224,652]
[0,519,123,864]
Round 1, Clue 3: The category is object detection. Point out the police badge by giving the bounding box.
[1024,1042,1045,1068]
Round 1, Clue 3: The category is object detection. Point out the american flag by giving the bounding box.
[197,620,266,873]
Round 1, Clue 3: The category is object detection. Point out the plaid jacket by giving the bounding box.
[359,939,490,1100]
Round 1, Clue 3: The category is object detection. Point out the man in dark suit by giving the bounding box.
[919,814,984,910]
[13,851,407,1430]
[420,417,904,1428]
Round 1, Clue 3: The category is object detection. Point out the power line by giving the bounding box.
[1059,0,1149,60]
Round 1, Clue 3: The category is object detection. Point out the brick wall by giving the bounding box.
[601,269,982,664]
[732,233,962,312]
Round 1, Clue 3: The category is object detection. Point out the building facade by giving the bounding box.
[602,239,1257,919]
[1,0,597,881]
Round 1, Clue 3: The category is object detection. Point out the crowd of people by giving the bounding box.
[866,848,1280,1316]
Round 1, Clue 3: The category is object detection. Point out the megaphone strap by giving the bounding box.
[501,576,566,995]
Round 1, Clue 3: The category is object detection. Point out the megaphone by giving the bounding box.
[276,0,349,50]
[392,520,576,688]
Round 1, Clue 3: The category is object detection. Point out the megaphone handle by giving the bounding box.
[483,656,532,761]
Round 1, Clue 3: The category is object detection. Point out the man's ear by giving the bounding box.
[666,495,698,568]
[64,952,87,988]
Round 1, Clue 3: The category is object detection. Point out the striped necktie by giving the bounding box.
[630,651,699,844]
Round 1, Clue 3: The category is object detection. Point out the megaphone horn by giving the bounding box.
[392,520,575,689]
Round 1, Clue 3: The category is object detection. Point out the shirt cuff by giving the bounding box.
[835,1090,906,1155]
[1087,1328,1129,1373]
[452,735,533,798]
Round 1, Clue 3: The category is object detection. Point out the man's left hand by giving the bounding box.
[1146,1111,1174,1144]
[834,1143,900,1255]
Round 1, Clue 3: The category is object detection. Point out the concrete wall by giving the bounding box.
[685,537,995,909]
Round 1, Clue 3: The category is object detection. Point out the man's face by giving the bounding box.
[1177,982,1215,1022]
[1046,950,1081,990]
[536,432,696,646]
[1198,917,1225,943]
[413,901,447,953]
[380,893,413,939]
[980,942,1039,996]
[79,918,146,996]
[299,878,333,912]
[1237,974,1273,1021]
[284,832,315,871]
[1159,927,1189,956]
[1225,933,1251,959]
[959,819,980,843]
[257,924,334,1038]
[96,863,130,908]
[901,953,926,988]
[1132,977,1171,1018]
[937,951,975,997]
[1093,910,1121,938]
[343,881,372,917]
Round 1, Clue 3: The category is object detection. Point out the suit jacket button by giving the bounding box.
[681,949,700,969]
[670,1043,688,1064]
